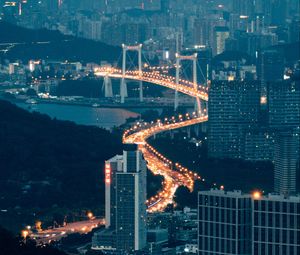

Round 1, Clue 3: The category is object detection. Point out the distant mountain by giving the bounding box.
[0,21,121,63]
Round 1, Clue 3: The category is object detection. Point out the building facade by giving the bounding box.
[198,189,252,255]
[92,145,147,253]
[198,189,300,255]
[274,130,299,195]
[252,194,300,255]
[208,80,260,159]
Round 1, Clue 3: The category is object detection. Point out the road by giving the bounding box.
[123,114,208,212]
[94,67,208,101]
[29,218,105,244]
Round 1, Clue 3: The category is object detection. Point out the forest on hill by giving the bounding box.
[0,21,121,63]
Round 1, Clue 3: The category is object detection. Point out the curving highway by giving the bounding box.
[95,67,209,213]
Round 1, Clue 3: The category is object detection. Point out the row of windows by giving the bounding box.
[199,195,251,208]
[253,243,299,255]
[253,228,300,244]
[253,213,300,229]
[198,237,251,254]
[254,200,300,213]
[199,207,251,224]
[199,222,251,239]
[199,197,300,214]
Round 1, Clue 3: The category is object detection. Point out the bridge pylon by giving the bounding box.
[121,44,143,103]
[175,53,201,115]
[103,75,113,98]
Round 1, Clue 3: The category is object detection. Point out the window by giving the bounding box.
[261,201,266,211]
[289,203,294,214]
[282,202,287,213]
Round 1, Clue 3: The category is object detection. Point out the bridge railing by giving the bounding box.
[94,67,209,100]
[123,112,207,141]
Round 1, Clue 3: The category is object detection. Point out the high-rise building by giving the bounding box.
[92,144,147,253]
[252,193,300,255]
[258,50,284,100]
[214,26,230,55]
[208,81,260,159]
[198,189,252,255]
[271,0,288,26]
[231,0,254,17]
[198,189,300,255]
[243,127,275,161]
[274,130,299,195]
[268,80,300,129]
[116,147,147,251]
[267,80,300,195]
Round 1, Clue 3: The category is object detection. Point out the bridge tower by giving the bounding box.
[175,53,201,115]
[103,75,113,98]
[121,44,143,103]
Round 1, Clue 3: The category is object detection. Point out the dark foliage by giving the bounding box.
[147,169,163,198]
[0,21,121,63]
[0,100,122,211]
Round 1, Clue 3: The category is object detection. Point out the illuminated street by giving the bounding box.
[123,114,208,212]
[95,66,209,212]
[29,218,105,244]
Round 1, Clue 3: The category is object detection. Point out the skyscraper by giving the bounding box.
[116,146,147,251]
[268,80,300,195]
[198,189,300,255]
[231,0,254,17]
[252,193,300,255]
[92,144,147,253]
[198,189,252,255]
[268,80,300,129]
[208,80,260,159]
[214,26,230,55]
[274,130,299,195]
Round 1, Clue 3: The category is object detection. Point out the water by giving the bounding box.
[17,103,140,129]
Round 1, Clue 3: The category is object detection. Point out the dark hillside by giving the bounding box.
[0,99,122,210]
[0,21,121,63]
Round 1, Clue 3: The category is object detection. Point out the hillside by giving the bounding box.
[0,21,121,63]
[0,100,123,228]
[0,100,164,233]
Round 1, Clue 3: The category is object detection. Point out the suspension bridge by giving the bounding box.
[95,44,209,212]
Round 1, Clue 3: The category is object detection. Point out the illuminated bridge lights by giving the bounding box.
[94,67,209,101]
[122,113,207,212]
[96,65,209,212]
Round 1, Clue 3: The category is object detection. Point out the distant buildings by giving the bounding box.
[214,27,230,55]
[274,130,299,195]
[208,80,260,159]
[268,80,300,129]
[243,127,275,161]
[198,189,300,255]
[147,207,198,254]
[208,78,300,164]
[92,144,147,253]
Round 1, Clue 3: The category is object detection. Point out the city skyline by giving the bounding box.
[0,1,299,255]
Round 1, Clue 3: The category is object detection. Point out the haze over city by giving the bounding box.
[0,1,299,255]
